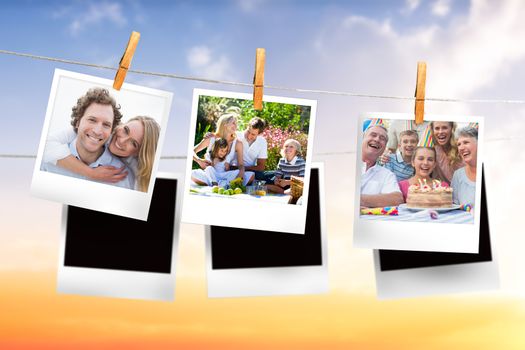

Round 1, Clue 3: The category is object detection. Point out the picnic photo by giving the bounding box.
[188,91,314,206]
[358,116,482,225]
[182,89,316,234]
[31,69,172,221]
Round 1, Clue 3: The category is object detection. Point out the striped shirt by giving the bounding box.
[383,150,414,182]
[275,156,306,179]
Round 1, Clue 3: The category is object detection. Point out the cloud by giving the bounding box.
[432,0,451,17]
[54,1,127,35]
[402,0,421,14]
[186,45,236,80]
[314,0,525,100]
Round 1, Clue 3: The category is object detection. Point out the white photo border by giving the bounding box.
[31,69,173,221]
[373,164,499,299]
[182,88,317,234]
[56,172,182,301]
[353,112,484,252]
[205,163,328,298]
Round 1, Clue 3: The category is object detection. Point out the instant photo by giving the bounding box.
[31,69,172,221]
[182,89,317,234]
[374,172,499,299]
[354,113,484,253]
[57,173,182,301]
[206,164,328,298]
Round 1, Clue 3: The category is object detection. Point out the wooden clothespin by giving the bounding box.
[414,61,426,125]
[253,48,265,111]
[113,31,141,90]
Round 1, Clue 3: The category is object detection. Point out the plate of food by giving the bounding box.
[399,203,461,212]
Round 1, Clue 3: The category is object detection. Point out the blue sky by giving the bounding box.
[2,0,525,293]
[0,0,476,157]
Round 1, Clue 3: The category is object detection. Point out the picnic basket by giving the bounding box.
[290,176,304,200]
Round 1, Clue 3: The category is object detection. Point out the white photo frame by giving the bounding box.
[354,112,484,252]
[205,163,328,298]
[31,69,172,221]
[374,170,499,299]
[182,89,317,234]
[56,172,182,301]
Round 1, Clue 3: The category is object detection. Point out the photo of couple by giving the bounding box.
[32,69,172,221]
[358,116,482,225]
[188,93,312,205]
[41,87,160,192]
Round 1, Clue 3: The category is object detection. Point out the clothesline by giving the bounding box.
[2,49,525,104]
[0,135,518,159]
[0,48,521,160]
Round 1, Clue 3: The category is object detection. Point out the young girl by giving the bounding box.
[267,139,306,194]
[191,113,254,186]
[204,138,254,187]
[398,147,449,201]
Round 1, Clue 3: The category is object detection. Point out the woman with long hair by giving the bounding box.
[191,112,254,186]
[108,116,160,192]
[430,121,464,183]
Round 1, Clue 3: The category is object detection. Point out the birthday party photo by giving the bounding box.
[357,115,483,225]
[186,90,315,206]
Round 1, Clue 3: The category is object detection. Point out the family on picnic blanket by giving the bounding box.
[191,112,305,194]
[360,118,479,210]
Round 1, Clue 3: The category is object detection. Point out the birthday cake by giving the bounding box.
[406,179,453,208]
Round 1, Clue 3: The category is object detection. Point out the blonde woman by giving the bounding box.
[108,116,160,192]
[43,115,160,192]
[191,113,254,186]
[430,121,464,183]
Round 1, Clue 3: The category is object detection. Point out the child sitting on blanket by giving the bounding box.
[204,138,246,187]
[267,139,306,194]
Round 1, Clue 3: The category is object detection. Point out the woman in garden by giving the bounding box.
[191,112,254,186]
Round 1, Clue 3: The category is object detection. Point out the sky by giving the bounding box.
[1,0,525,348]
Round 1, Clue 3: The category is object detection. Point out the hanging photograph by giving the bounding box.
[57,173,182,301]
[353,112,484,252]
[31,69,172,220]
[182,89,317,234]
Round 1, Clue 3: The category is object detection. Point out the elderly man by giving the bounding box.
[360,125,403,208]
[42,88,134,189]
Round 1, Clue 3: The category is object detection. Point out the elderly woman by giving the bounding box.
[451,127,478,207]
[191,112,254,186]
[430,121,464,183]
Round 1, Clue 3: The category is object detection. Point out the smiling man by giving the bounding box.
[42,88,134,189]
[360,125,404,208]
[230,117,268,180]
